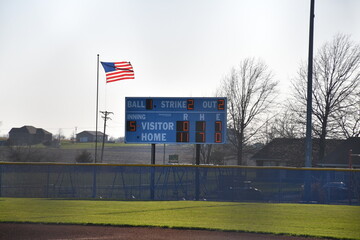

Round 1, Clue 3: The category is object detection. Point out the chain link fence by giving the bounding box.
[0,162,359,205]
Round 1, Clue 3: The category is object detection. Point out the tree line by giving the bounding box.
[216,34,360,166]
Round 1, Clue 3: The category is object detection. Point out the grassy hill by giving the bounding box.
[0,142,195,164]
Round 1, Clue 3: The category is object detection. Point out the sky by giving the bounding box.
[0,0,359,139]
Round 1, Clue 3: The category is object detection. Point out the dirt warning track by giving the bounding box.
[0,223,334,240]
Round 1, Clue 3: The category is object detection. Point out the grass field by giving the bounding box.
[22,141,146,149]
[58,141,144,149]
[0,198,359,239]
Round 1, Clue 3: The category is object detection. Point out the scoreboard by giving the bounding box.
[125,97,227,144]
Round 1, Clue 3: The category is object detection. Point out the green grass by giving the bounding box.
[59,142,147,149]
[1,141,147,150]
[0,198,359,239]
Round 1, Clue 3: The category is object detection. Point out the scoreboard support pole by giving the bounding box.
[150,144,156,200]
[195,144,200,200]
[151,144,156,165]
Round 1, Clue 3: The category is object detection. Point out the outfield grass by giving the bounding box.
[0,198,359,239]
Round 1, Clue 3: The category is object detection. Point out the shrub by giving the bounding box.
[75,150,93,163]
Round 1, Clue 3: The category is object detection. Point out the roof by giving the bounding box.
[77,131,107,136]
[251,138,343,167]
[9,125,52,135]
[36,128,52,135]
[9,125,35,134]
[320,137,360,167]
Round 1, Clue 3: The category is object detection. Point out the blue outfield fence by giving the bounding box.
[0,162,359,205]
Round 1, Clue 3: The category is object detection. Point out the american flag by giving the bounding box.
[101,61,134,83]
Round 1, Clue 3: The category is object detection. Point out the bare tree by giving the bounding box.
[199,144,225,165]
[264,107,305,143]
[336,94,360,138]
[291,34,360,161]
[199,144,212,164]
[218,58,278,165]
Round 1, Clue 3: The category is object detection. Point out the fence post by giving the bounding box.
[195,144,200,200]
[150,144,156,200]
[92,165,97,198]
[46,165,50,198]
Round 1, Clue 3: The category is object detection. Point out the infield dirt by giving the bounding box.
[0,223,335,240]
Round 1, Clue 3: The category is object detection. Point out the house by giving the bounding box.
[318,137,360,168]
[76,131,108,143]
[8,125,52,145]
[251,138,343,167]
[0,137,7,146]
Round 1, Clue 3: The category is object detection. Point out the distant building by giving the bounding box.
[0,137,7,146]
[251,138,343,167]
[76,131,108,143]
[8,125,52,145]
[319,137,360,168]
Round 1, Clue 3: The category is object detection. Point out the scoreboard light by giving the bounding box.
[125,97,227,144]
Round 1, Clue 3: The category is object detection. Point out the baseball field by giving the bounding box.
[0,198,359,240]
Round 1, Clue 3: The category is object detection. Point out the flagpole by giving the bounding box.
[95,54,99,163]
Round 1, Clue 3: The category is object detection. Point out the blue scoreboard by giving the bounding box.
[125,97,227,144]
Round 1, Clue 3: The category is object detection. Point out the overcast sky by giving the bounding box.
[0,0,359,139]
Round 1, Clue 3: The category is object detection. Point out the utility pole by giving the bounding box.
[305,0,315,168]
[74,126,77,143]
[100,111,113,163]
[304,0,315,203]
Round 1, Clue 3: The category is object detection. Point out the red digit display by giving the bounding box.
[217,99,225,110]
[215,121,222,131]
[146,99,153,110]
[126,121,137,132]
[195,121,206,142]
[176,121,190,142]
[196,121,206,131]
[196,132,206,142]
[215,121,222,143]
[176,132,189,142]
[215,132,222,143]
[187,99,194,110]
[177,121,189,131]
